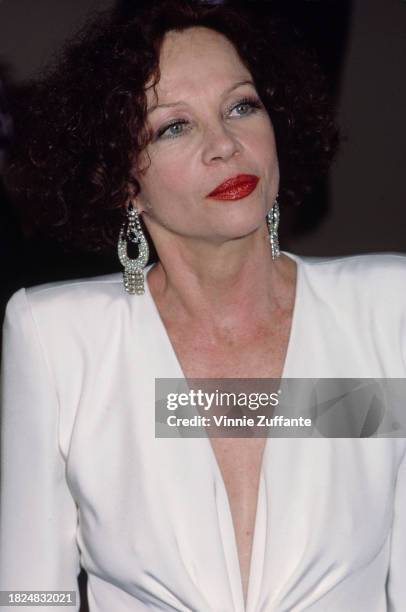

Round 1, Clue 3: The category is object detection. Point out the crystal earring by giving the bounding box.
[117,201,149,295]
[266,196,280,260]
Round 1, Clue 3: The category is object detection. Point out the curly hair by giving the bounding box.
[4,0,339,258]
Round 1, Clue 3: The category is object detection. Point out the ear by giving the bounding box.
[133,197,147,215]
[126,179,146,214]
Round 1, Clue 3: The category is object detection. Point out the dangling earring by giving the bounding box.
[117,201,149,295]
[266,196,280,260]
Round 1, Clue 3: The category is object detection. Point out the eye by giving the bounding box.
[156,119,190,140]
[154,96,263,142]
[228,97,263,117]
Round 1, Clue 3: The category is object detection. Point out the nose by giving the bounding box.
[201,121,241,165]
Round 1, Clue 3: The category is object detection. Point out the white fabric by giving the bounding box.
[1,251,406,612]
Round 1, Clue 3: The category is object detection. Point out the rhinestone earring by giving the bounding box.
[266,197,280,260]
[117,201,149,295]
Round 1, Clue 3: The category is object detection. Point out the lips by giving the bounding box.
[206,174,259,200]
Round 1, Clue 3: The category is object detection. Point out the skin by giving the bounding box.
[137,26,278,243]
[133,26,295,338]
[132,26,297,604]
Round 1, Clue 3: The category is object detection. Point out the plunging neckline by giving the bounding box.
[144,251,303,611]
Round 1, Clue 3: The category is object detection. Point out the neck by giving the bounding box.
[145,225,296,335]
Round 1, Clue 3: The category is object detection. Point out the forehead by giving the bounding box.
[146,26,251,104]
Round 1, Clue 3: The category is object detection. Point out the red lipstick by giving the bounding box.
[206,174,259,200]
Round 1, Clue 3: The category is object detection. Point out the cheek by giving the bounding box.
[242,116,277,166]
[260,137,279,187]
[138,160,195,217]
[142,149,192,198]
[247,124,279,196]
[256,126,278,165]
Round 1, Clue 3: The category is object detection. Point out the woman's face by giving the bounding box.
[134,26,279,245]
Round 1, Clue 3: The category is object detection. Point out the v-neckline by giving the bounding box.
[144,251,304,611]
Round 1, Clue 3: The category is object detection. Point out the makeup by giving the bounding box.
[206,174,259,200]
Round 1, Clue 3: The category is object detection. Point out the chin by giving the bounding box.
[211,219,265,242]
[225,209,266,232]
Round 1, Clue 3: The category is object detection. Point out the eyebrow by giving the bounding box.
[147,79,255,114]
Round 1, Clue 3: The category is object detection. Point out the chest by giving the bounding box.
[165,310,293,379]
[208,436,268,602]
[160,316,294,599]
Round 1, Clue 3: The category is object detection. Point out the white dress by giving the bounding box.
[1,251,406,612]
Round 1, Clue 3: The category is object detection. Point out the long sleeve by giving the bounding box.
[386,264,406,609]
[0,288,81,610]
[386,447,406,611]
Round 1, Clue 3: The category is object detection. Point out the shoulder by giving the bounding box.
[26,270,123,303]
[292,252,406,338]
[3,271,126,341]
[297,251,406,301]
[291,252,406,375]
[2,271,149,380]
[298,250,406,277]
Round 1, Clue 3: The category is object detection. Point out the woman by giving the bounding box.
[1,1,405,610]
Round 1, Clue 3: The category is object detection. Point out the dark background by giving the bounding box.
[1,0,406,301]
[0,1,405,608]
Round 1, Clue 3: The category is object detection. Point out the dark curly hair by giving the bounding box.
[4,0,339,259]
